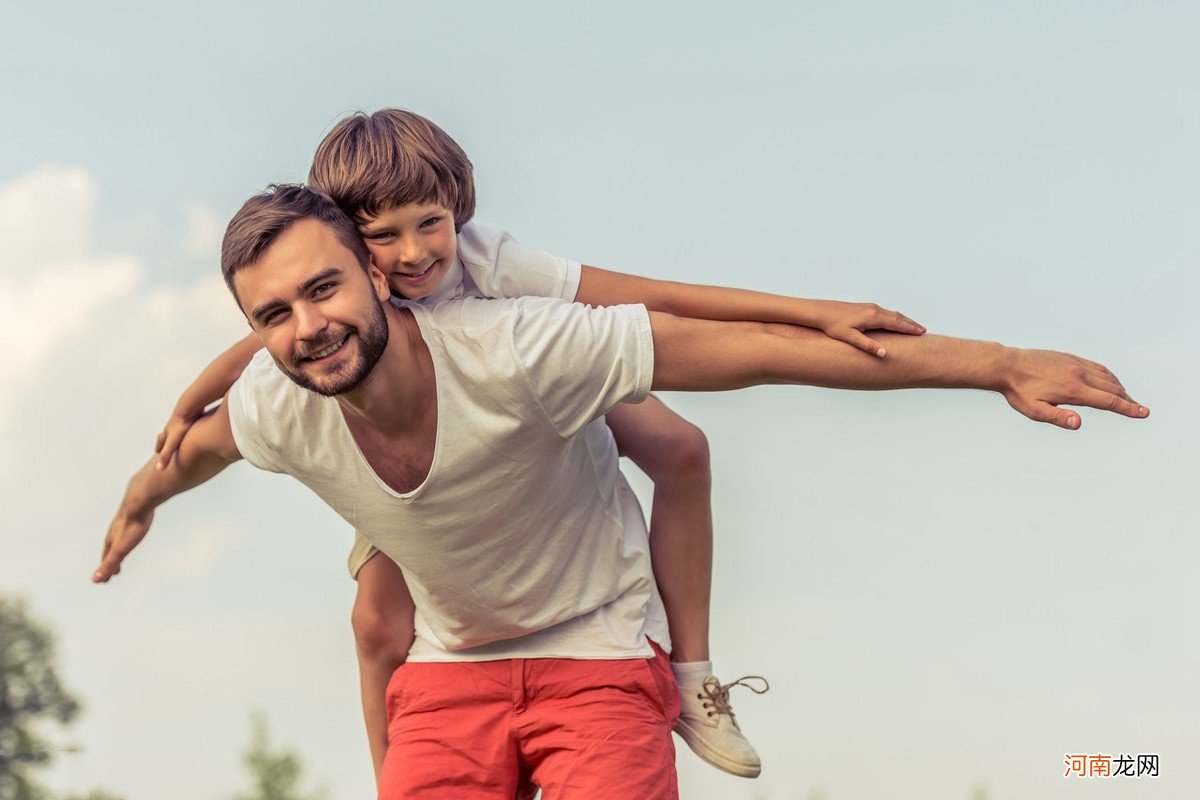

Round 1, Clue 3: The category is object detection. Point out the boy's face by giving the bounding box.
[356,202,457,300]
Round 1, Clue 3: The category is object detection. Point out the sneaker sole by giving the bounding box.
[673,720,762,778]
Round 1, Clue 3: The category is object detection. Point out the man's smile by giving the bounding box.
[299,332,351,363]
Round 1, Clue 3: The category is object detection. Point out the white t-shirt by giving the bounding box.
[226,296,670,662]
[426,221,582,306]
[345,222,583,576]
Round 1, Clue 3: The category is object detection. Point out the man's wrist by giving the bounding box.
[122,465,160,517]
[976,341,1016,393]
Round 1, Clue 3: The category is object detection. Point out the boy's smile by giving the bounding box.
[357,202,458,300]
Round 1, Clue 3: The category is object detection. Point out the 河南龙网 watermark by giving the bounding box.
[1064,753,1158,778]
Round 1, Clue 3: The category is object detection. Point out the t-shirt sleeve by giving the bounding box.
[225,352,287,474]
[458,222,581,302]
[510,296,654,438]
[346,532,380,579]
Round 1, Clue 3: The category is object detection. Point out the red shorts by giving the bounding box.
[379,642,680,799]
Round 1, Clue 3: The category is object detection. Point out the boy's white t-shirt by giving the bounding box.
[346,221,583,575]
[226,296,670,661]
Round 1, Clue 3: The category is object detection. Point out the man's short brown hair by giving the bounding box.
[308,109,476,229]
[221,184,370,304]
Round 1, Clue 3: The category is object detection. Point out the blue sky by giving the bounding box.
[1,2,1195,798]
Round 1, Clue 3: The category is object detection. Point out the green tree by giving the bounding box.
[233,714,325,800]
[0,595,80,800]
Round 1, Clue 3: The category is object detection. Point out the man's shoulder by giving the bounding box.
[408,294,572,332]
[228,349,322,433]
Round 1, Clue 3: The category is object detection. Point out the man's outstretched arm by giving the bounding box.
[648,315,1148,429]
[94,399,242,583]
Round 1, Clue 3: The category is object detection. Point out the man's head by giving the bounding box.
[221,185,391,397]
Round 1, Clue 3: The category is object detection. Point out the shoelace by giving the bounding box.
[698,675,771,722]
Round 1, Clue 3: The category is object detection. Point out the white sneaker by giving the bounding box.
[673,674,770,778]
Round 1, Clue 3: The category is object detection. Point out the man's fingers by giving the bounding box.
[1021,399,1081,430]
[1075,386,1149,418]
[154,432,165,453]
[1082,374,1129,400]
[93,548,125,583]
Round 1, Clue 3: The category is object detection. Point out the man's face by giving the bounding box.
[234,218,390,397]
[356,201,458,300]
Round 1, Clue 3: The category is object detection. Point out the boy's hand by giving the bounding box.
[818,301,926,357]
[155,409,202,469]
[94,499,155,583]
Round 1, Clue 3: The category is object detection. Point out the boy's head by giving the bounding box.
[309,109,475,231]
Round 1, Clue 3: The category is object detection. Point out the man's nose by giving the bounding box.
[294,304,328,340]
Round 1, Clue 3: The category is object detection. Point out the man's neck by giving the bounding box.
[335,304,434,438]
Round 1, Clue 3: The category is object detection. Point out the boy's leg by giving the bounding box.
[351,550,416,787]
[605,397,712,663]
[605,397,766,779]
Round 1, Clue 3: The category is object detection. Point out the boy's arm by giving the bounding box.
[648,314,1148,429]
[95,400,242,583]
[576,265,925,357]
[156,332,262,468]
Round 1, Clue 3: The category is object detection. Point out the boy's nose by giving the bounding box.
[399,236,427,266]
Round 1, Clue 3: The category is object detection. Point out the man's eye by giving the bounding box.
[263,310,286,326]
[313,283,335,297]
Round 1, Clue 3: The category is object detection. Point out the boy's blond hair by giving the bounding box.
[309,109,476,230]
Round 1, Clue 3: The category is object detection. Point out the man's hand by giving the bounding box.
[94,491,155,582]
[93,401,241,584]
[1000,348,1149,429]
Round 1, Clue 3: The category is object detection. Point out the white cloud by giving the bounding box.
[183,201,223,259]
[138,517,245,580]
[0,165,245,479]
[0,164,95,269]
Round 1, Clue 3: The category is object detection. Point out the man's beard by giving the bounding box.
[278,300,390,397]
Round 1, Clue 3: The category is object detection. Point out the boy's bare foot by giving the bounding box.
[672,669,769,778]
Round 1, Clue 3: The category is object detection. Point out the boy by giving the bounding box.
[153,109,926,780]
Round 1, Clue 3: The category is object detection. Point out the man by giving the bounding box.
[96,185,1146,799]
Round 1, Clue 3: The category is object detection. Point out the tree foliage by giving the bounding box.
[233,714,325,800]
[0,596,80,800]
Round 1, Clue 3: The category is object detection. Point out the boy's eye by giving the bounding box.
[365,232,394,242]
[420,216,441,229]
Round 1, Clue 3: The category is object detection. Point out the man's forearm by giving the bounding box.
[648,313,1146,429]
[650,315,1006,392]
[124,442,237,515]
[95,405,241,582]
